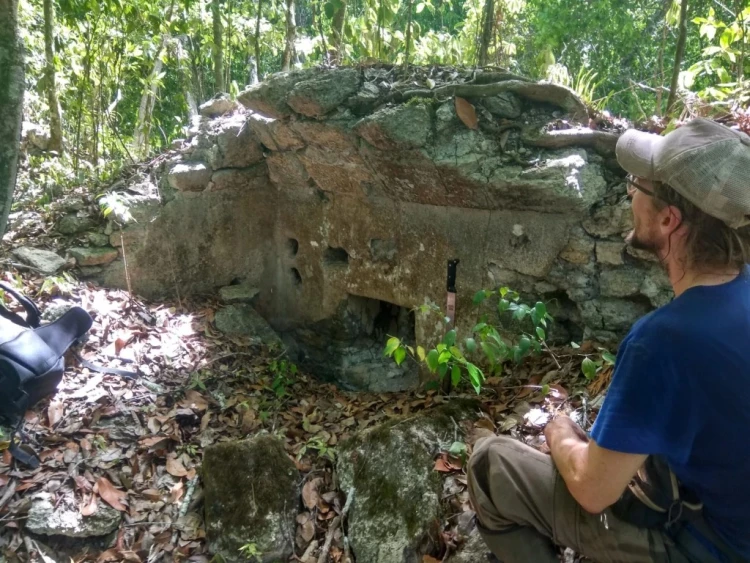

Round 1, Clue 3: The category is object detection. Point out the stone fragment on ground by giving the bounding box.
[199,95,239,118]
[337,400,480,563]
[219,283,259,304]
[12,246,66,275]
[202,434,298,563]
[26,493,121,537]
[57,214,96,235]
[214,304,283,349]
[69,247,119,266]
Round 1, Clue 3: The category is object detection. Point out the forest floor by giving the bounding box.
[0,182,610,563]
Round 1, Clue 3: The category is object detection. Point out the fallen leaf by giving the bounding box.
[47,399,64,427]
[81,494,98,516]
[302,477,323,510]
[455,97,478,130]
[179,390,208,412]
[434,455,453,473]
[166,456,188,477]
[423,556,441,563]
[169,481,184,504]
[96,476,128,511]
[97,549,120,563]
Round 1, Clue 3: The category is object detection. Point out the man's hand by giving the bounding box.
[544,414,589,448]
[544,414,646,514]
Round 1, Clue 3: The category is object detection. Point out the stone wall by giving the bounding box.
[93,67,672,390]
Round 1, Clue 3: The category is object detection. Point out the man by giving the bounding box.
[467,118,750,563]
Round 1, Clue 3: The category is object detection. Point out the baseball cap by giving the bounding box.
[616,118,750,229]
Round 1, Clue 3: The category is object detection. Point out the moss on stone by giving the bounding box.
[202,434,298,563]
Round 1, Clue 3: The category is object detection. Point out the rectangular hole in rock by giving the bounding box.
[286,295,418,392]
[324,246,349,267]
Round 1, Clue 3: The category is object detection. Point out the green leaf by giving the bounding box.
[426,349,439,373]
[466,363,483,394]
[582,357,598,380]
[601,351,617,365]
[443,329,457,347]
[536,326,546,340]
[518,336,531,356]
[449,346,464,361]
[417,346,426,361]
[384,337,400,357]
[394,347,406,366]
[473,290,488,305]
[534,302,547,319]
[571,341,580,349]
[451,364,461,388]
[480,341,497,364]
[449,440,467,457]
[415,2,425,13]
[324,1,335,17]
[513,307,527,322]
[465,338,477,353]
[438,363,449,378]
[498,299,510,313]
[438,350,452,364]
[473,322,487,332]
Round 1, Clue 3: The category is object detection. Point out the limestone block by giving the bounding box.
[12,247,66,275]
[69,247,119,266]
[167,162,212,192]
[354,103,433,150]
[286,68,360,118]
[596,240,625,265]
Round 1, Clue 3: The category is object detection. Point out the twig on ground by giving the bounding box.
[317,488,354,563]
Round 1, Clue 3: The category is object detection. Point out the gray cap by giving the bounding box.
[616,118,750,228]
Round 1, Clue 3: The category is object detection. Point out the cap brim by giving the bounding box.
[616,129,665,179]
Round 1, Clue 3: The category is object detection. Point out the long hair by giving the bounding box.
[653,183,750,271]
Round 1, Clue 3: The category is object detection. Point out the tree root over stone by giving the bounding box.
[396,80,589,122]
[522,127,619,156]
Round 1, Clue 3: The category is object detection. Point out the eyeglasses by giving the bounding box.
[626,175,655,197]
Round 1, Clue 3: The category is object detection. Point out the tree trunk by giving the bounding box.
[212,0,224,92]
[254,0,262,79]
[478,0,494,67]
[331,0,347,63]
[43,0,63,153]
[176,37,200,127]
[282,0,296,71]
[667,0,688,114]
[0,0,23,237]
[312,0,328,64]
[403,0,413,67]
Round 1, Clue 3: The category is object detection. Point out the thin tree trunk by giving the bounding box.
[254,0,262,79]
[312,0,328,64]
[331,0,347,63]
[224,0,232,91]
[655,3,668,115]
[43,0,63,153]
[667,0,689,114]
[282,0,296,71]
[0,0,24,236]
[132,37,167,158]
[133,0,175,158]
[478,0,495,67]
[212,0,224,92]
[403,0,413,67]
[176,37,199,126]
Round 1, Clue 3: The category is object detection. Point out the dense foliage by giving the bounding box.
[13,0,750,194]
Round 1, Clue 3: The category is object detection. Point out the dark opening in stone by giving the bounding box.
[287,238,299,257]
[324,246,349,266]
[291,268,302,286]
[286,295,418,392]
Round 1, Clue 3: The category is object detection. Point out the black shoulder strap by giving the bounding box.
[0,282,41,328]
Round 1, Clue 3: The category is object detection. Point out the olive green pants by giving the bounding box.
[466,436,705,563]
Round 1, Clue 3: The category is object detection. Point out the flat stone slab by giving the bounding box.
[219,283,260,304]
[214,304,283,349]
[12,247,66,274]
[69,247,119,266]
[27,493,121,538]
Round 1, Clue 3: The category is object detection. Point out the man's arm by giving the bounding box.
[544,415,647,514]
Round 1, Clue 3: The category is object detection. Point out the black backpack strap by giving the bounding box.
[0,282,41,328]
[74,352,139,380]
[33,306,92,357]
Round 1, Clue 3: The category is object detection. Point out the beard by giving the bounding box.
[625,227,659,254]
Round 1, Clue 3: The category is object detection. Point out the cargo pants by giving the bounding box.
[466,435,738,563]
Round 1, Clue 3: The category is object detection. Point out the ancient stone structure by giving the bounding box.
[89,66,672,391]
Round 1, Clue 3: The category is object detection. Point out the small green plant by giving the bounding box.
[237,542,262,562]
[385,287,554,394]
[297,436,336,461]
[577,345,617,381]
[98,192,135,224]
[38,272,76,297]
[188,371,208,391]
[448,440,468,464]
[268,359,297,399]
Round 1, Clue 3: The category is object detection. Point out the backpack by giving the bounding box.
[0,281,122,467]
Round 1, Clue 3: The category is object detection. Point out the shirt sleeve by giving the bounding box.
[590,325,697,465]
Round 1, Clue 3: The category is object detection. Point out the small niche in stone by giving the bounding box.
[324,246,349,267]
[291,268,302,286]
[287,238,299,257]
[287,295,417,392]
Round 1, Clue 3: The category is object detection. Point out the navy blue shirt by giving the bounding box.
[591,266,750,558]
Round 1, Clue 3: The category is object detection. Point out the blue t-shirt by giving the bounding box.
[591,266,750,558]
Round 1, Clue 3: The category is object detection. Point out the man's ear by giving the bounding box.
[660,205,685,237]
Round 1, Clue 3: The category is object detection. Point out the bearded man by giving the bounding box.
[467,119,750,563]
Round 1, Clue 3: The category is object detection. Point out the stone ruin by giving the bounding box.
[83,66,672,392]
